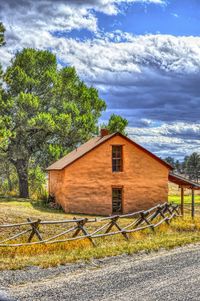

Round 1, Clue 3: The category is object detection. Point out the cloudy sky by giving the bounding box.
[0,0,200,159]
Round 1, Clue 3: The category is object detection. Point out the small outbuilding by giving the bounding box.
[168,173,200,218]
[47,130,176,215]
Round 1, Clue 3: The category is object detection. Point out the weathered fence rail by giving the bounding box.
[0,203,180,247]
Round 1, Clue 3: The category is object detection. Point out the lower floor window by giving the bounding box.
[112,188,122,214]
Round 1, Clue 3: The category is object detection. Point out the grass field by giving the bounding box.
[169,194,200,205]
[1,197,200,270]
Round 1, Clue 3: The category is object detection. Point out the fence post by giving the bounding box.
[105,216,129,240]
[27,218,43,242]
[181,187,184,216]
[191,188,195,219]
[72,218,96,247]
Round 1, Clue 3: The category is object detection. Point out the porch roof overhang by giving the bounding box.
[169,172,200,190]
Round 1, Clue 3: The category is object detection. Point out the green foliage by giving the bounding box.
[165,156,175,167]
[175,159,181,173]
[165,157,182,173]
[0,157,48,199]
[0,48,106,197]
[101,113,128,135]
[28,164,47,200]
[186,152,200,182]
[165,153,200,182]
[0,153,18,195]
[0,23,5,83]
[182,156,189,172]
[0,22,5,47]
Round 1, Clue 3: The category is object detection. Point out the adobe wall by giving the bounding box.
[49,135,169,215]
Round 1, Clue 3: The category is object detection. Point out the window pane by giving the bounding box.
[112,188,122,213]
[112,146,123,172]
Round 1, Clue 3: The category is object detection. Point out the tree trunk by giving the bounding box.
[15,159,29,198]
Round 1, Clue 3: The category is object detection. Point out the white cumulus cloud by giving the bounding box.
[127,122,200,158]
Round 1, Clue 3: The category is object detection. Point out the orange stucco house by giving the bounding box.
[47,129,175,215]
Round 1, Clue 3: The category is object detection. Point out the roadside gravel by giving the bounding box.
[1,243,200,301]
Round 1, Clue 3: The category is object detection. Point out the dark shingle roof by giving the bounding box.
[169,172,200,190]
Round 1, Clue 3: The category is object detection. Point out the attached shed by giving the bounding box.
[169,172,200,218]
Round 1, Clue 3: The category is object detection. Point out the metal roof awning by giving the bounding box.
[169,172,200,190]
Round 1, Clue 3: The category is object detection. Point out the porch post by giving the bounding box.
[181,187,184,216]
[191,188,195,219]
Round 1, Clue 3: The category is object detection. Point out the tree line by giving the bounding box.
[0,23,128,198]
[165,153,200,183]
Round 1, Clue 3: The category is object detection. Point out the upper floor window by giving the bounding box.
[112,145,123,172]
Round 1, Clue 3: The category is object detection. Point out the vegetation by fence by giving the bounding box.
[0,203,180,248]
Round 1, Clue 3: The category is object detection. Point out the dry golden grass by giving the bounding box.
[1,197,200,270]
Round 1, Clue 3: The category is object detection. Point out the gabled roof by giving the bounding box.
[169,172,200,190]
[46,133,116,171]
[47,132,173,171]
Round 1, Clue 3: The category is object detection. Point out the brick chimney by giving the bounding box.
[100,128,109,137]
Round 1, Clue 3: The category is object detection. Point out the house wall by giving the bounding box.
[48,135,169,215]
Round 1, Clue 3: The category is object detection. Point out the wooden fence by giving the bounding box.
[0,203,180,247]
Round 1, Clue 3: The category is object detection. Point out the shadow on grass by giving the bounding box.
[0,196,102,218]
[0,195,64,215]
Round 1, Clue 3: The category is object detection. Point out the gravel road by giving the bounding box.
[1,244,200,301]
